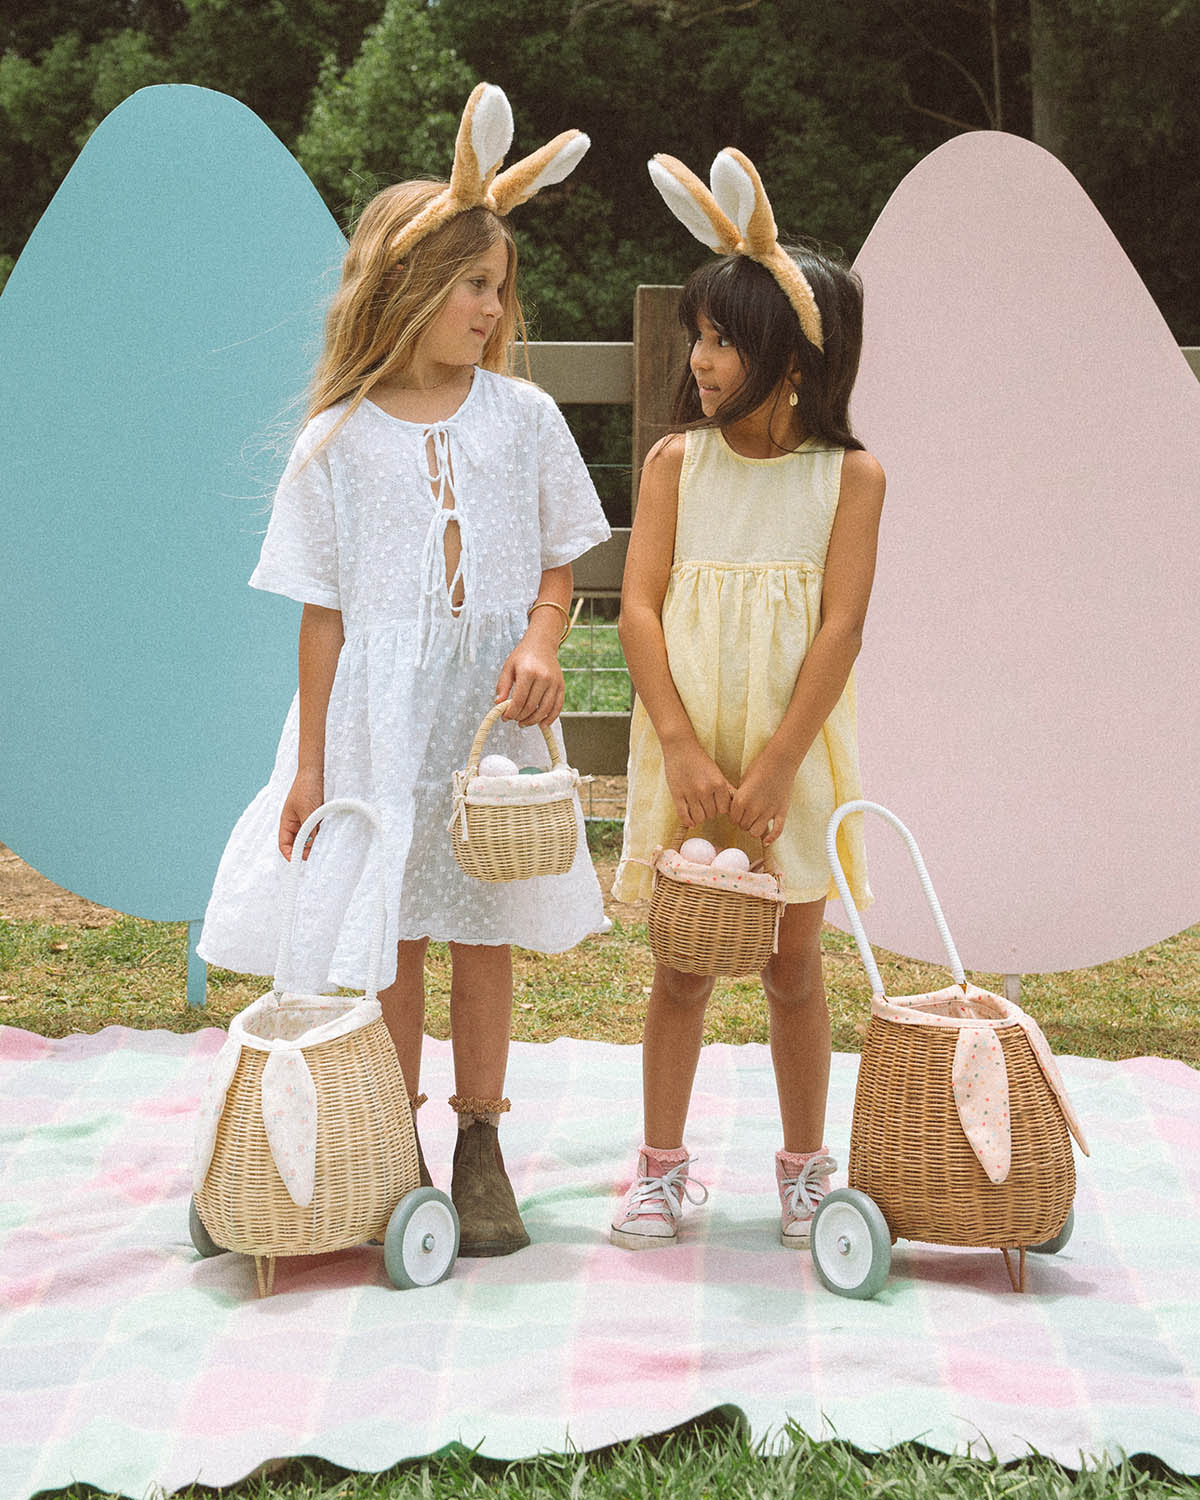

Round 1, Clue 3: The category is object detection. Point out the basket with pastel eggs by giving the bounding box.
[449,700,581,882]
[647,833,790,977]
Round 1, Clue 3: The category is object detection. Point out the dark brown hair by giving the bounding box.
[671,242,865,451]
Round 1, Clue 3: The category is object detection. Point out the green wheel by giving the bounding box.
[189,1197,225,1258]
[1029,1204,1075,1255]
[810,1189,892,1299]
[384,1187,460,1289]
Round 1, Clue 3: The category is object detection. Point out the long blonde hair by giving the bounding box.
[306,180,523,426]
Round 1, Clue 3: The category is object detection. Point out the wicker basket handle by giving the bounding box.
[825,800,966,997]
[465,700,564,776]
[276,799,386,1002]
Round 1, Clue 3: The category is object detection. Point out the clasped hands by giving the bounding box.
[663,740,795,846]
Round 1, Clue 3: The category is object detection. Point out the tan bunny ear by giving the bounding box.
[710,148,777,256]
[450,82,514,201]
[711,147,824,350]
[490,130,590,214]
[648,155,740,253]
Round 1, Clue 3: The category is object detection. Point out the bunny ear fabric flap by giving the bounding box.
[490,130,590,214]
[648,155,739,253]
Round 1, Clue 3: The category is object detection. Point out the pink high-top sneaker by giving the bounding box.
[776,1147,837,1248]
[610,1145,709,1250]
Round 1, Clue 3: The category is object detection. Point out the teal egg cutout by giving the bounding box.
[518,766,544,775]
[0,85,347,919]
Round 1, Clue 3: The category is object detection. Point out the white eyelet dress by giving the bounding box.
[197,370,612,991]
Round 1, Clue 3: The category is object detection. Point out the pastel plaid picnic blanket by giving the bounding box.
[2,1024,1197,1498]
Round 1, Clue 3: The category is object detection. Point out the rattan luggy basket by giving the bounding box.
[191,799,459,1296]
[810,800,1089,1299]
[449,700,578,882]
[647,836,789,978]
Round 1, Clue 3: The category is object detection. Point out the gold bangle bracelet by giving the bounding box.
[527,599,572,644]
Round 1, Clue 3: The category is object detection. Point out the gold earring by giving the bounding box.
[788,388,799,407]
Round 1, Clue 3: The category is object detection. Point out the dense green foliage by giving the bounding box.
[0,1,1196,340]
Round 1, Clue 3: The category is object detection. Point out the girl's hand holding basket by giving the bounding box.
[494,579,572,727]
[493,634,564,727]
[662,738,734,828]
[278,767,324,861]
[729,747,796,847]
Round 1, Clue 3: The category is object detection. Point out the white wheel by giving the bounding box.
[1029,1204,1075,1255]
[189,1197,225,1258]
[384,1187,459,1289]
[810,1188,892,1299]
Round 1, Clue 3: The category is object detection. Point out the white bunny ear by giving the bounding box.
[450,82,514,200]
[490,131,590,214]
[710,150,755,236]
[648,155,739,253]
[469,83,514,184]
[712,147,777,255]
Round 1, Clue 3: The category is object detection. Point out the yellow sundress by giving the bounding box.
[613,426,871,908]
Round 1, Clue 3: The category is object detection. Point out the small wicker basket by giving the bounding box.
[820,799,1089,1295]
[450,700,578,882]
[192,799,425,1296]
[647,837,788,977]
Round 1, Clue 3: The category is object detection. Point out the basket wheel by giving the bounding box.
[384,1187,460,1289]
[1028,1204,1075,1256]
[810,1189,892,1300]
[188,1196,225,1258]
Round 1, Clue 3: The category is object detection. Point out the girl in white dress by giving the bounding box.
[198,86,610,1256]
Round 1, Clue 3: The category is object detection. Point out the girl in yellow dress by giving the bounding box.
[611,149,885,1250]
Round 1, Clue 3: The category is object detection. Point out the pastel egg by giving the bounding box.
[680,837,716,865]
[518,766,544,775]
[479,754,518,777]
[712,846,751,872]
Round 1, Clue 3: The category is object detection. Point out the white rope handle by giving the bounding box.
[275,799,386,1002]
[825,800,965,997]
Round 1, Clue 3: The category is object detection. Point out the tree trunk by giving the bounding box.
[1029,0,1065,155]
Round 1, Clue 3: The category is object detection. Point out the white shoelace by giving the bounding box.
[623,1158,710,1224]
[781,1152,838,1217]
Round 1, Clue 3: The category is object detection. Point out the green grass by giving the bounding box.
[5,820,1199,1500]
[37,1417,1200,1499]
[561,603,630,714]
[4,832,1196,1062]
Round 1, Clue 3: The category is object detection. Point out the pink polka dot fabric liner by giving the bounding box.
[875,983,1089,1183]
[653,846,790,902]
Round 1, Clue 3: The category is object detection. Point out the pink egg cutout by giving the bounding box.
[840,131,1200,974]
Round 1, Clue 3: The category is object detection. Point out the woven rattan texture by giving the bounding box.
[848,1016,1075,1249]
[195,1017,420,1256]
[648,870,778,977]
[452,797,578,881]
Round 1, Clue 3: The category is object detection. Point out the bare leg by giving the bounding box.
[447,942,513,1098]
[376,938,428,1099]
[641,964,715,1149]
[762,899,831,1153]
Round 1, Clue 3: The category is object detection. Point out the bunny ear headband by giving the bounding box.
[388,83,590,260]
[647,148,824,352]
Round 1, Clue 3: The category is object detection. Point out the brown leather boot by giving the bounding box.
[450,1118,531,1257]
